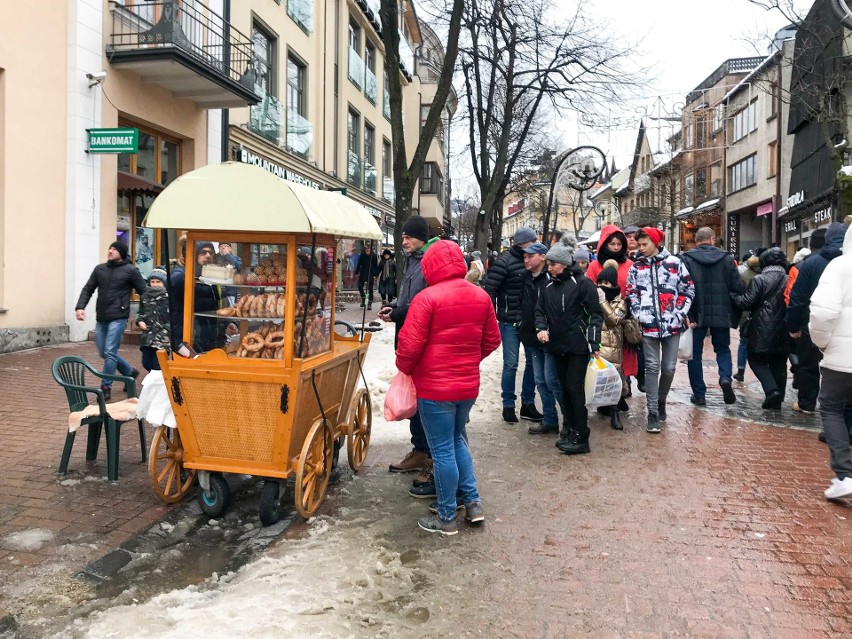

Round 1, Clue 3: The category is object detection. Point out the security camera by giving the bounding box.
[86,71,107,81]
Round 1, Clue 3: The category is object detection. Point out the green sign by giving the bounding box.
[87,127,139,154]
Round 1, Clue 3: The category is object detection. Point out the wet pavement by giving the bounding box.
[1,324,850,638]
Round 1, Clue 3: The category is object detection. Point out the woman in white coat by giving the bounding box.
[809,223,852,501]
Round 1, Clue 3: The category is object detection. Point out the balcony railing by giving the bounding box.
[364,0,383,30]
[287,0,313,33]
[107,0,259,107]
[365,67,378,104]
[249,94,284,144]
[287,111,313,159]
[348,48,364,89]
[364,162,377,194]
[383,176,395,204]
[348,150,362,188]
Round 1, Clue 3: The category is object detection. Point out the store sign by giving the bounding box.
[814,207,832,224]
[784,220,798,233]
[787,190,805,208]
[87,128,138,154]
[237,146,322,190]
[726,213,740,258]
[756,202,773,217]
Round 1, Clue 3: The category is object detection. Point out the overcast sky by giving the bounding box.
[449,0,805,199]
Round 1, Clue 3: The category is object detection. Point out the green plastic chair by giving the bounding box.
[51,356,147,481]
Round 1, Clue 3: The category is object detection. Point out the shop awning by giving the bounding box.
[580,231,600,246]
[695,198,721,212]
[676,206,695,219]
[142,162,383,240]
[118,171,164,197]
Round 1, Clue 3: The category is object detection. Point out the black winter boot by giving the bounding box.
[555,428,573,450]
[559,429,590,455]
[610,408,623,430]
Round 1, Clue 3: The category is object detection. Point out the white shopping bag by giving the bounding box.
[678,327,693,362]
[584,356,623,408]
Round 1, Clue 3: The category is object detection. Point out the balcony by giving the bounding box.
[287,111,312,159]
[287,0,313,33]
[347,150,362,188]
[365,67,378,104]
[348,48,364,89]
[383,176,395,204]
[107,0,260,108]
[364,162,377,194]
[249,94,284,145]
[399,38,414,79]
[418,193,444,227]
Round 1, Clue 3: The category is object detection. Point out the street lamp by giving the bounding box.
[542,146,607,243]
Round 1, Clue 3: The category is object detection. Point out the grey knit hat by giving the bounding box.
[574,246,590,262]
[513,227,538,245]
[545,233,577,266]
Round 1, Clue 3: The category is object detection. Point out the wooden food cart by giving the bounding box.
[142,162,381,525]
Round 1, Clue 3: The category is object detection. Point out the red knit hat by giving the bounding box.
[642,226,664,247]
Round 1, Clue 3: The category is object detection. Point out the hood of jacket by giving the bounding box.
[595,224,628,263]
[820,222,849,260]
[107,258,130,268]
[685,243,730,266]
[422,240,467,285]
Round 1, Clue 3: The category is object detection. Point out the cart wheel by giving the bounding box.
[258,480,283,526]
[347,388,372,472]
[148,426,196,504]
[294,418,333,519]
[197,473,230,518]
[331,435,345,470]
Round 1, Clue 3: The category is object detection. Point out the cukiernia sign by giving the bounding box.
[87,128,139,154]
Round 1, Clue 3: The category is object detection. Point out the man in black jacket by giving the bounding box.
[355,245,380,309]
[75,241,147,400]
[681,227,744,406]
[787,222,849,415]
[484,227,541,423]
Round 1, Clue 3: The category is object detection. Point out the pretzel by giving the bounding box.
[266,331,285,348]
[241,332,265,353]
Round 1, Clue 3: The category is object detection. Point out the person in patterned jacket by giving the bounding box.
[136,268,171,372]
[626,227,695,434]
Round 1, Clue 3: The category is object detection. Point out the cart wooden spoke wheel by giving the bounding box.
[347,388,372,472]
[148,426,196,504]
[294,418,333,518]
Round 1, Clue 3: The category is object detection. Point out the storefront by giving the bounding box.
[677,200,722,252]
[727,199,773,259]
[779,191,836,259]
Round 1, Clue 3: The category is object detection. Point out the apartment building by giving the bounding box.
[0,0,447,352]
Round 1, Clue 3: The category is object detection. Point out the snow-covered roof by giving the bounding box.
[588,180,612,200]
[676,206,695,219]
[695,198,721,211]
[723,52,780,104]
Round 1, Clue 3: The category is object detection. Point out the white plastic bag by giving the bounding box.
[584,356,623,408]
[678,327,693,362]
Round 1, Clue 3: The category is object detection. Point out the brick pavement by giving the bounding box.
[1,326,850,637]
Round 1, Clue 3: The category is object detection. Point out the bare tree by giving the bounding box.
[459,0,638,253]
[381,0,464,275]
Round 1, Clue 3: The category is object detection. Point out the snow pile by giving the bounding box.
[2,528,55,552]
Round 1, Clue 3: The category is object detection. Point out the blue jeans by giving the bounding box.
[687,326,733,398]
[737,336,748,371]
[499,322,536,408]
[94,319,132,387]
[418,398,479,521]
[527,346,560,426]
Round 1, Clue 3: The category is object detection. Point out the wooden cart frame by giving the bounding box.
[143,163,381,524]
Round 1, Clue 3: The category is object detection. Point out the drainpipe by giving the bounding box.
[773,60,782,247]
[221,0,231,162]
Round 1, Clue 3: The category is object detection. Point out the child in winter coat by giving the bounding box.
[378,249,397,305]
[136,268,171,372]
[596,260,629,431]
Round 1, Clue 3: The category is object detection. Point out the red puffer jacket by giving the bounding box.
[396,240,501,401]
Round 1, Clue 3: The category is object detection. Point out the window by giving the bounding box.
[696,168,708,198]
[286,55,310,158]
[365,42,377,103]
[364,124,376,193]
[684,173,694,203]
[348,22,364,88]
[729,154,756,193]
[712,105,724,132]
[420,162,444,203]
[768,141,778,177]
[684,121,693,149]
[347,109,361,187]
[383,70,391,120]
[696,116,707,150]
[767,83,779,119]
[382,138,393,203]
[287,0,313,32]
[249,24,281,144]
[731,101,757,143]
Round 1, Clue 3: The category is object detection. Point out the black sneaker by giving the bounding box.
[502,408,518,423]
[733,369,745,382]
[528,422,558,435]
[636,378,646,393]
[646,413,661,433]
[657,402,667,423]
[519,404,544,421]
[720,380,736,405]
[818,431,827,444]
[761,391,782,410]
[99,385,112,402]
[417,514,458,536]
[690,395,706,406]
[557,433,590,455]
[428,501,464,514]
[409,479,436,499]
[464,502,485,524]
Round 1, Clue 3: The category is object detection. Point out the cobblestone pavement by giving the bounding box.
[0,324,850,637]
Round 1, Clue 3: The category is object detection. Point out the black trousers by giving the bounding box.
[748,352,787,400]
[552,352,589,440]
[358,277,375,300]
[791,332,822,411]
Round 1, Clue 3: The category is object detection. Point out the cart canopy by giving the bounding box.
[143,162,383,240]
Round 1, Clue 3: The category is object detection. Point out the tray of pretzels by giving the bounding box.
[217,293,286,318]
[234,322,287,359]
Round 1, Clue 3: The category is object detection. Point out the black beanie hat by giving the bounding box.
[809,228,827,250]
[401,215,431,242]
[596,259,620,288]
[110,241,129,261]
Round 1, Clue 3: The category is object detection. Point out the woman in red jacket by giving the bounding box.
[396,240,501,535]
